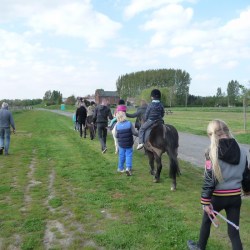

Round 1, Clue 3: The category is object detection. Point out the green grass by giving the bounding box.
[0,109,249,249]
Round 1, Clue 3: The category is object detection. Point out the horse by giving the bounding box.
[110,122,119,154]
[140,120,180,191]
[85,115,96,140]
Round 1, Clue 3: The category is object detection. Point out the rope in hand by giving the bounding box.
[204,207,239,230]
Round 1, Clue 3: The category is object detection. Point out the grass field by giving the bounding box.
[0,109,249,249]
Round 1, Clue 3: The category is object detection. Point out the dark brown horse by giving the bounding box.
[142,121,180,190]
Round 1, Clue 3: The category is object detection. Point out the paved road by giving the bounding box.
[42,109,250,168]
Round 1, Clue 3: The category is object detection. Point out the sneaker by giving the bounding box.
[102,147,107,154]
[187,240,201,250]
[137,143,144,150]
[117,169,125,173]
[126,168,132,176]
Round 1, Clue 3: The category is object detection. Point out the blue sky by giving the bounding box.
[1,0,250,100]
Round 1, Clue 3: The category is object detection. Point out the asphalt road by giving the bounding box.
[43,109,250,168]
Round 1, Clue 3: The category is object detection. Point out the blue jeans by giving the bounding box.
[118,146,133,170]
[0,128,11,153]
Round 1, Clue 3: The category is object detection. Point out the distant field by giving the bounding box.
[0,109,249,249]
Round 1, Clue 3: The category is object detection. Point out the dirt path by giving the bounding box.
[41,109,250,168]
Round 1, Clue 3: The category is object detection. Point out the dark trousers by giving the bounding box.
[79,122,86,138]
[138,120,154,144]
[97,123,107,150]
[199,195,242,250]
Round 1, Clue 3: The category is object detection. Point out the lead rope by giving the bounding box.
[205,207,239,230]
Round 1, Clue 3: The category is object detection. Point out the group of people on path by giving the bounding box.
[1,88,250,249]
[77,89,250,250]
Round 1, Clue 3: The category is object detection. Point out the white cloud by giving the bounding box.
[28,2,122,48]
[124,0,193,19]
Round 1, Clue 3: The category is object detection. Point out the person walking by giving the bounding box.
[108,99,127,129]
[92,98,113,153]
[72,112,79,131]
[187,119,250,250]
[137,89,164,150]
[114,111,138,176]
[126,99,147,131]
[76,103,87,138]
[0,102,16,155]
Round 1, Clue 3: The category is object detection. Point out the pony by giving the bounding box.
[110,122,119,154]
[85,115,96,140]
[140,120,180,190]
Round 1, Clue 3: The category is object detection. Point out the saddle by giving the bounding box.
[144,119,164,142]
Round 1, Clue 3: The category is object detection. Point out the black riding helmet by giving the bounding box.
[118,99,125,105]
[151,89,161,100]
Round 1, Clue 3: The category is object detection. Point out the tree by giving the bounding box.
[43,90,62,105]
[65,95,76,105]
[227,80,240,106]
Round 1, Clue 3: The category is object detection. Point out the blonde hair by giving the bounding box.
[116,111,126,123]
[207,119,233,182]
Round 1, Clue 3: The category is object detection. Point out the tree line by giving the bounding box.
[1,69,249,108]
[116,69,249,107]
[116,68,191,106]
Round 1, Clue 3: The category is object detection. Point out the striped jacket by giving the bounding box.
[201,138,248,206]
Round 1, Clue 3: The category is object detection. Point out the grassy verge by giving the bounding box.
[0,110,249,249]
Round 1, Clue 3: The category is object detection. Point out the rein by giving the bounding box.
[205,208,239,230]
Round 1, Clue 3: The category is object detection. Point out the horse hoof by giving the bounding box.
[171,187,176,191]
[153,179,159,183]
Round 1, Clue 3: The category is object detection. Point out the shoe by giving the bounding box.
[137,143,144,150]
[187,240,201,250]
[117,169,125,173]
[4,152,9,156]
[102,147,107,154]
[0,147,3,155]
[126,168,132,176]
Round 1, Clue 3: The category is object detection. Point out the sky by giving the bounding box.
[0,0,250,100]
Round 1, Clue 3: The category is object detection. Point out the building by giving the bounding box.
[95,89,120,105]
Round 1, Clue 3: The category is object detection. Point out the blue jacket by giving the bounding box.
[116,120,135,148]
[0,107,15,129]
[145,100,164,121]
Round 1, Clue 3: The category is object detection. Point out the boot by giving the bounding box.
[187,240,201,250]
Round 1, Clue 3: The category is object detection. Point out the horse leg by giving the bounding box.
[146,150,155,176]
[111,127,118,154]
[168,147,179,191]
[153,154,162,183]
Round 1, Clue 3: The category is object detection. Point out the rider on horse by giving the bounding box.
[137,89,165,150]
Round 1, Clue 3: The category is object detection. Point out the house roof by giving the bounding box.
[96,89,119,97]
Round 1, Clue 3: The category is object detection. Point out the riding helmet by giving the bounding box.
[151,89,161,99]
[118,99,125,105]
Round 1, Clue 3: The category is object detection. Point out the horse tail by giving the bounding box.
[164,124,181,178]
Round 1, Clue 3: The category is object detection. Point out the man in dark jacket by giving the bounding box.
[76,103,87,138]
[93,98,113,153]
[0,102,15,155]
[126,100,147,131]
